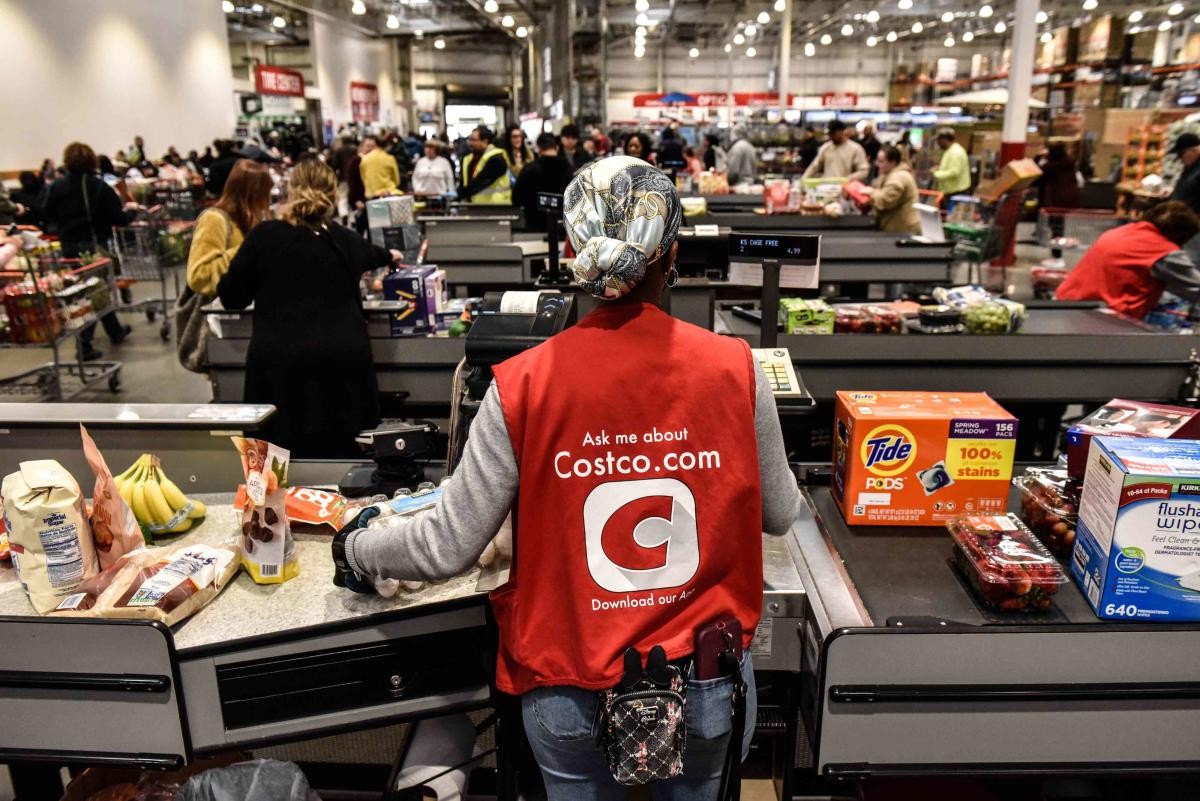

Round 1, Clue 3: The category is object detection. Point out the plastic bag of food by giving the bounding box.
[962,298,1026,334]
[2,460,98,613]
[1014,467,1081,557]
[232,437,298,584]
[80,424,145,567]
[932,284,993,309]
[176,759,316,801]
[947,514,1068,612]
[54,542,238,626]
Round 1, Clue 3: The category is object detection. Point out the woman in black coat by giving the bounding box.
[217,158,397,458]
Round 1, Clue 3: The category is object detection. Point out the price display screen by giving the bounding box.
[728,234,820,264]
[537,192,564,212]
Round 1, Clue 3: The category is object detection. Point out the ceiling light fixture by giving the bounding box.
[1036,10,1048,22]
[385,13,398,28]
[941,11,954,22]
[1128,9,1143,21]
[724,42,733,52]
[734,32,745,43]
[1194,12,1200,21]
[414,29,423,37]
[1169,1,1184,13]
[636,26,646,38]
[1040,30,1052,41]
[745,23,758,35]
[979,4,993,16]
[898,0,913,8]
[746,45,757,56]
[351,0,366,14]
[866,34,878,45]
[484,0,499,11]
[866,9,881,22]
[501,14,514,26]
[250,1,263,10]
[886,30,898,41]
[689,46,699,56]
[1160,18,1173,29]
[912,20,923,32]
[944,34,954,45]
[635,45,645,57]
[516,25,528,36]
[962,29,974,40]
[805,41,816,55]
[775,0,787,10]
[222,0,235,12]
[636,12,650,25]
[635,0,649,9]
[994,20,1006,32]
[821,32,833,43]
[841,22,854,34]
[434,37,445,48]
[758,11,771,23]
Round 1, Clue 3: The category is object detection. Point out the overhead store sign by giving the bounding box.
[632,92,797,107]
[350,81,380,122]
[821,92,859,108]
[255,65,305,97]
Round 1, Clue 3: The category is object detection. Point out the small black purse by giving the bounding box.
[600,645,687,786]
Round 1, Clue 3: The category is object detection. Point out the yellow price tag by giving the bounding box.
[944,439,1016,481]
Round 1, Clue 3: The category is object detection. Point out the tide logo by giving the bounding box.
[583,478,699,593]
[861,425,917,477]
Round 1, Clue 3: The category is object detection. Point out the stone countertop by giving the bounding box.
[0,498,504,654]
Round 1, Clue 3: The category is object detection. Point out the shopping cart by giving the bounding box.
[110,210,194,341]
[946,190,1024,294]
[1032,208,1124,298]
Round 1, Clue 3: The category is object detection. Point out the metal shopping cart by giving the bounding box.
[110,209,194,340]
[945,190,1025,294]
[1032,208,1124,298]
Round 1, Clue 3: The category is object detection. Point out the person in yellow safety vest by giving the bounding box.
[461,125,512,205]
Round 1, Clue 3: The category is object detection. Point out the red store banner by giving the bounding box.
[351,81,380,122]
[821,91,860,108]
[632,92,797,108]
[255,64,305,97]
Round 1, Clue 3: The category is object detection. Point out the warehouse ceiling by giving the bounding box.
[226,0,1184,51]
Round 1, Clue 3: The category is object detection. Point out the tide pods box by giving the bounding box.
[1072,436,1200,621]
[832,391,1018,526]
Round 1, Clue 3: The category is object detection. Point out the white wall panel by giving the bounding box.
[311,17,399,126]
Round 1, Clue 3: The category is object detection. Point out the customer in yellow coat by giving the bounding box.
[186,160,272,296]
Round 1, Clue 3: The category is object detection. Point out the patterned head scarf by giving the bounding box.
[563,156,682,300]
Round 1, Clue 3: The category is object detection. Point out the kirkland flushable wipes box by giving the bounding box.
[832,391,1018,526]
[1072,436,1200,621]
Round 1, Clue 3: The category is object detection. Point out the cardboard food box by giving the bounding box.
[382,266,444,336]
[975,158,1043,201]
[366,195,415,230]
[1066,399,1200,478]
[832,391,1018,526]
[1072,437,1200,621]
[779,298,833,334]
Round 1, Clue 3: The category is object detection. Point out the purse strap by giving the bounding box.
[716,650,747,801]
[80,175,102,254]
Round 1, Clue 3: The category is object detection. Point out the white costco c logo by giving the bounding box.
[583,478,699,593]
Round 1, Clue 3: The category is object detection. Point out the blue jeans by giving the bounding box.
[521,654,756,801]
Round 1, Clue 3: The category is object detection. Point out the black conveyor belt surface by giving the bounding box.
[806,485,1105,627]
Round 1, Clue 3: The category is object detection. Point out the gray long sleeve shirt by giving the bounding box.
[345,363,802,582]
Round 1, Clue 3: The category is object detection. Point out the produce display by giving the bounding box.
[1014,467,1081,557]
[948,514,1068,612]
[115,454,208,539]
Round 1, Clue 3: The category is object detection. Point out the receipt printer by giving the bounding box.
[462,291,575,401]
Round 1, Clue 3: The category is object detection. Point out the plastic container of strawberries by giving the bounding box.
[947,513,1069,612]
[1013,467,1082,558]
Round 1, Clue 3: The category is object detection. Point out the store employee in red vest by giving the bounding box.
[1057,201,1200,320]
[337,156,801,799]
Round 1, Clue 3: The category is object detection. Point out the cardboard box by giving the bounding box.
[832,391,1018,526]
[1066,399,1200,478]
[382,266,442,336]
[1072,437,1200,621]
[779,298,833,334]
[366,195,414,230]
[975,158,1042,201]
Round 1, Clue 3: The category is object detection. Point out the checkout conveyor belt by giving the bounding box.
[790,484,1200,779]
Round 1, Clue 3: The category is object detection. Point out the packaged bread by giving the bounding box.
[2,460,98,613]
[80,424,145,567]
[55,542,238,626]
[232,437,298,584]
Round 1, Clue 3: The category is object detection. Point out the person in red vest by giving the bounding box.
[335,155,801,799]
[1057,201,1200,319]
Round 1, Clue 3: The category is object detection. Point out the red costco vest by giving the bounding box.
[491,302,764,695]
[1056,221,1175,319]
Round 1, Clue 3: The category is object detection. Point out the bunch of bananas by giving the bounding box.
[115,454,207,537]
